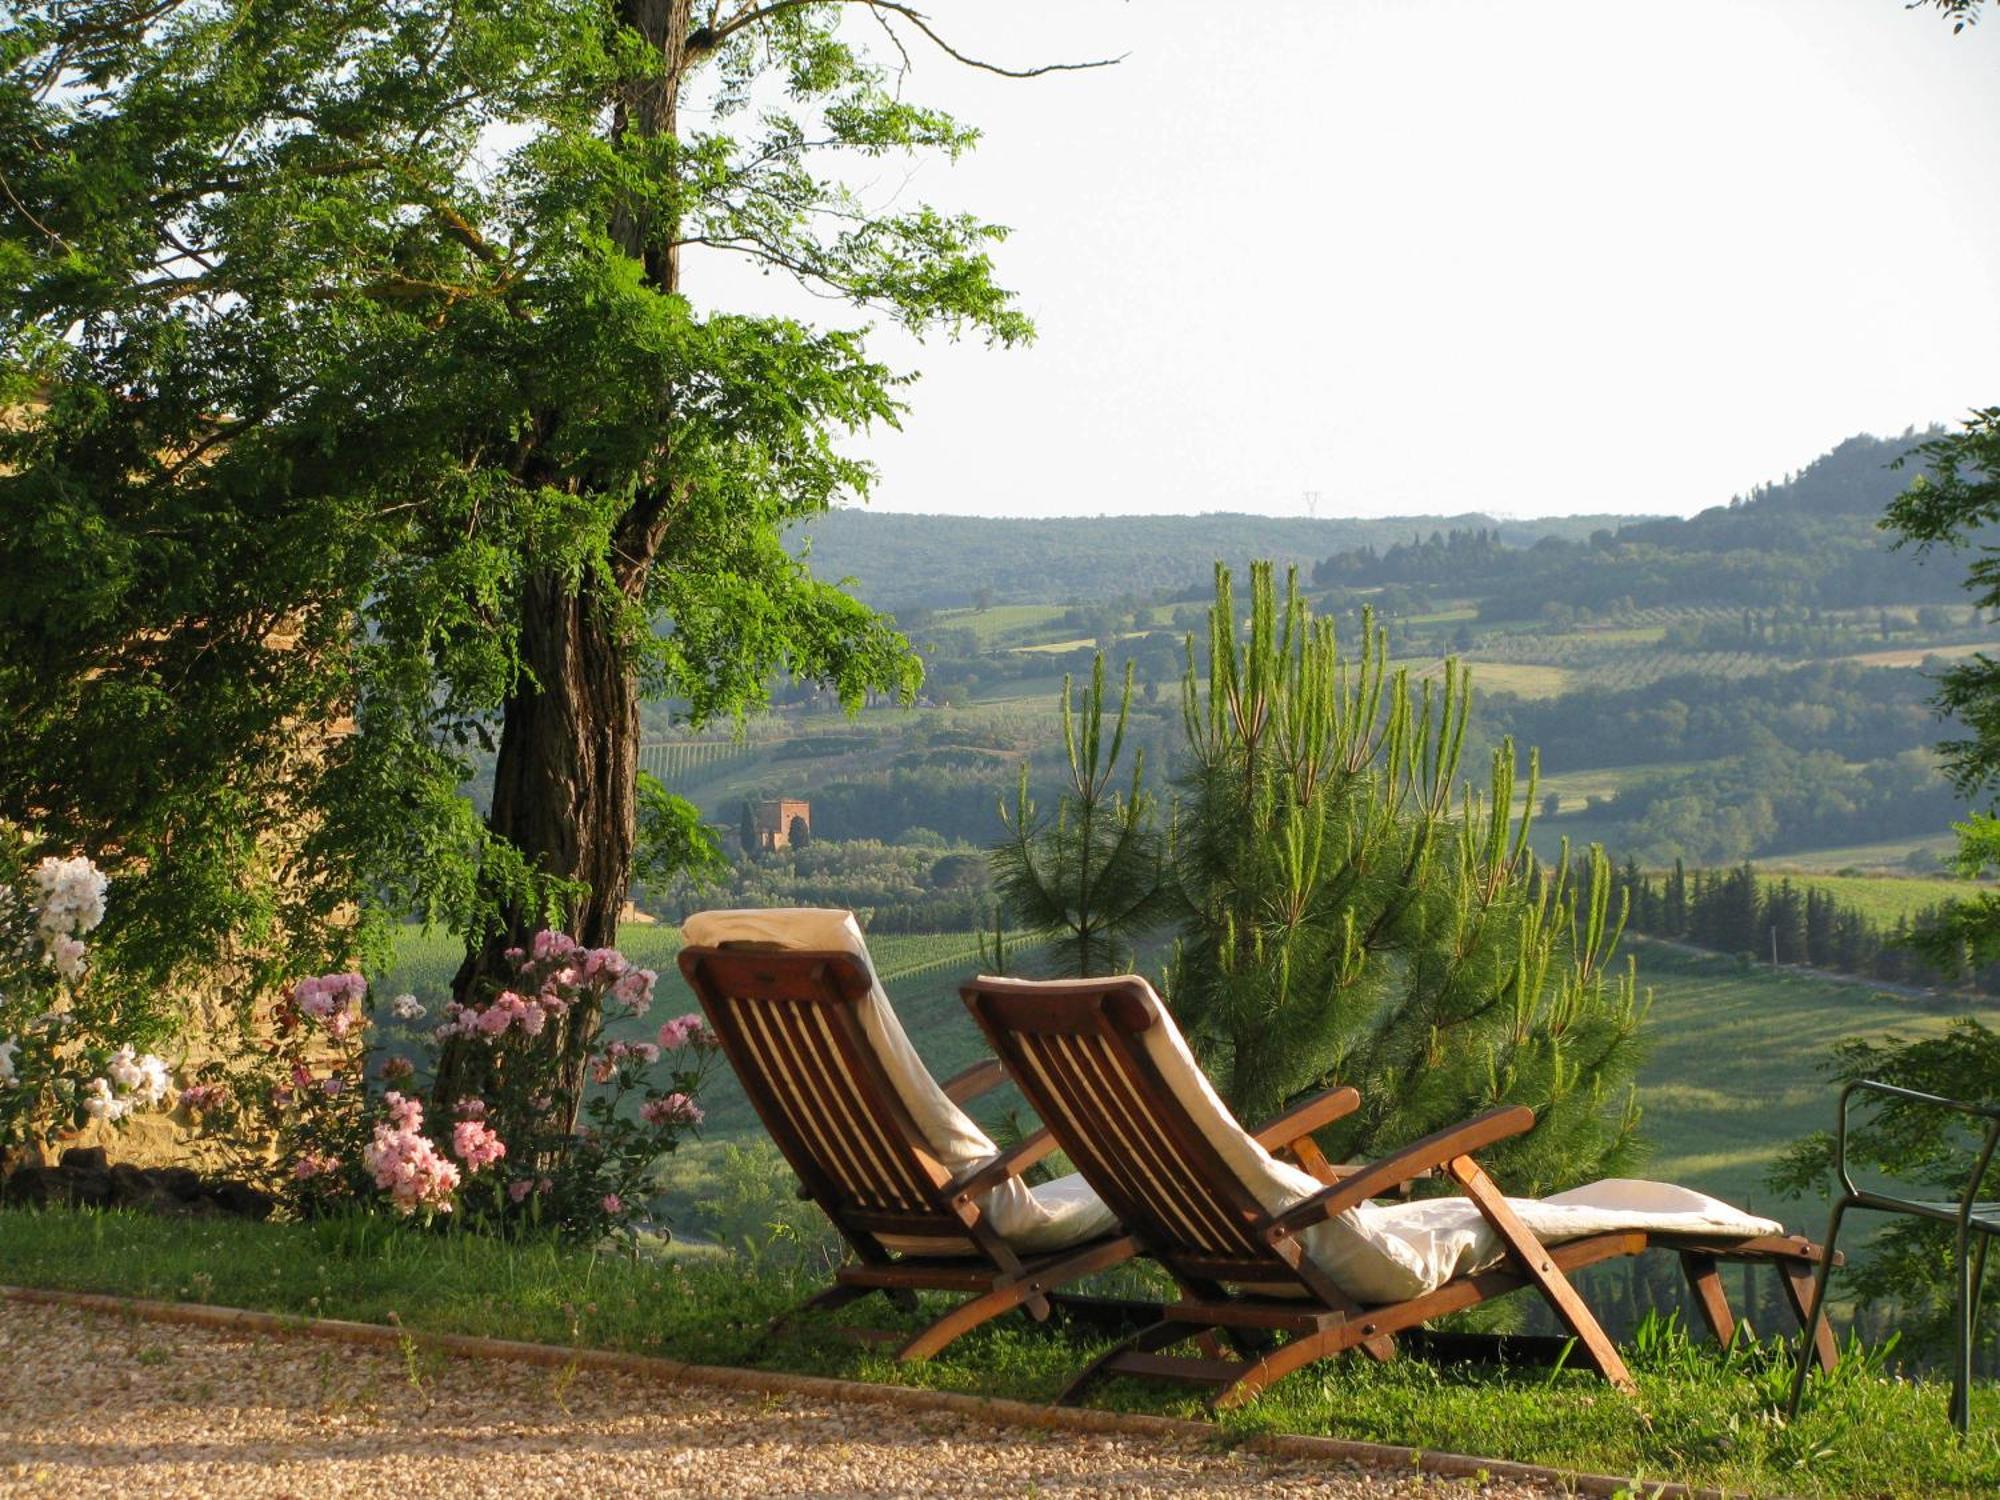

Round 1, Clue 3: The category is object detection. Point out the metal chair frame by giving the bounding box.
[1787,1079,2000,1433]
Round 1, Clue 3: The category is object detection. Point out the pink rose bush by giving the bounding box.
[214,931,713,1239]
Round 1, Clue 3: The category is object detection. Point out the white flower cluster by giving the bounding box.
[389,993,426,1021]
[0,1034,18,1090]
[82,1043,172,1122]
[32,855,107,982]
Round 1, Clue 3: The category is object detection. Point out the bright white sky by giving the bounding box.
[686,0,2000,520]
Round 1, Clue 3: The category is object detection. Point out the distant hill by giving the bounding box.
[1619,431,1934,548]
[786,509,1640,612]
[1308,431,1959,618]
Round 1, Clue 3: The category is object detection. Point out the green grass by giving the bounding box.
[1631,943,1998,1212]
[927,603,1073,649]
[1760,834,1960,875]
[0,1206,1993,1496]
[1746,871,1984,925]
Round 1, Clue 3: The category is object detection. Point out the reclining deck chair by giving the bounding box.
[676,909,1137,1360]
[962,973,1839,1408]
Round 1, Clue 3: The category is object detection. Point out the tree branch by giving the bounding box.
[710,1,1122,78]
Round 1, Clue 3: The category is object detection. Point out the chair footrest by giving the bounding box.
[1106,1351,1246,1386]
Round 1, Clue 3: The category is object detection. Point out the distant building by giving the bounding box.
[751,797,812,851]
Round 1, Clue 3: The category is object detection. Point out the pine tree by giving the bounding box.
[1162,564,1645,1191]
[989,657,1171,977]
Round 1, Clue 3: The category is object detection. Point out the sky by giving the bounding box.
[686,1,2000,521]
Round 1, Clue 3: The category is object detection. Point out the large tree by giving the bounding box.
[0,3,1093,1114]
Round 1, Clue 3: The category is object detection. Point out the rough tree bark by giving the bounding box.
[434,1,698,1123]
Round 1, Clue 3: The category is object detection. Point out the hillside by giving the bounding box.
[785,508,1639,611]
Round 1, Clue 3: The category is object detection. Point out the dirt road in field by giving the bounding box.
[0,1299,1570,1498]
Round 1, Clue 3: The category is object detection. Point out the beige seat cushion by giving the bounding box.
[987,973,1781,1305]
[682,908,1117,1255]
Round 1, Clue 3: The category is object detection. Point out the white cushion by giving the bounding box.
[1003,973,1782,1305]
[682,908,1117,1255]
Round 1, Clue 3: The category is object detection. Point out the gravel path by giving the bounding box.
[0,1300,1571,1497]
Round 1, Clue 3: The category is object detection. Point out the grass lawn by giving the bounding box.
[0,1206,1992,1497]
[1630,943,1997,1213]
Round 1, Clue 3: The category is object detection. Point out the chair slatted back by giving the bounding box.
[680,945,955,1231]
[964,978,1286,1277]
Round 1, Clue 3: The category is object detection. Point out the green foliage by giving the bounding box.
[988,656,1171,976]
[633,772,727,909]
[1167,563,1646,1191]
[1769,1018,2000,1364]
[0,0,1032,1011]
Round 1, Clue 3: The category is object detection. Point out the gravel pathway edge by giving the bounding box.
[0,1283,1731,1500]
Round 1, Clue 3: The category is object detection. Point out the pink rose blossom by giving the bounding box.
[451,1119,507,1174]
[656,1013,713,1052]
[319,1076,345,1096]
[292,1151,338,1181]
[600,1194,623,1215]
[361,1098,460,1215]
[380,1055,415,1084]
[179,1083,228,1111]
[508,1178,534,1204]
[640,1092,703,1128]
[292,973,368,1039]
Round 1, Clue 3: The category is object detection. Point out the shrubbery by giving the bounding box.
[178,932,718,1238]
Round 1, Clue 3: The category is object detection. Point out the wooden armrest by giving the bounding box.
[939,1056,1008,1105]
[945,1127,1058,1205]
[1254,1085,1361,1185]
[1253,1085,1360,1151]
[1266,1104,1536,1243]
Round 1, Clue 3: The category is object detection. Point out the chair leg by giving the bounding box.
[1787,1199,1850,1422]
[1777,1256,1841,1377]
[1210,1326,1348,1409]
[896,1279,1040,1362]
[1952,1220,1976,1434]
[1680,1251,1737,1352]
[1055,1318,1200,1406]
[766,1281,873,1339]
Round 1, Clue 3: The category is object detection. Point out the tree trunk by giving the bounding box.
[436,572,642,1121]
[434,0,696,1129]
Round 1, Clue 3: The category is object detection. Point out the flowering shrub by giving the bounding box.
[186,930,717,1239]
[0,829,173,1155]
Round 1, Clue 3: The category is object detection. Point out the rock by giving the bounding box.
[208,1180,275,1220]
[107,1162,152,1203]
[152,1166,206,1202]
[54,1165,113,1208]
[1,1164,52,1206]
[58,1146,109,1174]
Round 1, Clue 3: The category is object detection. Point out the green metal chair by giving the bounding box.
[1787,1079,2000,1433]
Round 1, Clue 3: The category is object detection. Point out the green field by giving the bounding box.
[1757,833,1960,875]
[926,603,1072,648]
[1631,941,1996,1213]
[1746,871,1984,926]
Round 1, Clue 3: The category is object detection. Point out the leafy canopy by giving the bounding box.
[0,2,1037,993]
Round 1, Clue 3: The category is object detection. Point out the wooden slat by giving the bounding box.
[1108,1351,1247,1386]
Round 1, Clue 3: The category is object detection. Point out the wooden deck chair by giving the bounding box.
[962,973,1840,1408]
[675,909,1138,1360]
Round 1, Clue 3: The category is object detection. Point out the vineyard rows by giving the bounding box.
[637,739,757,786]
